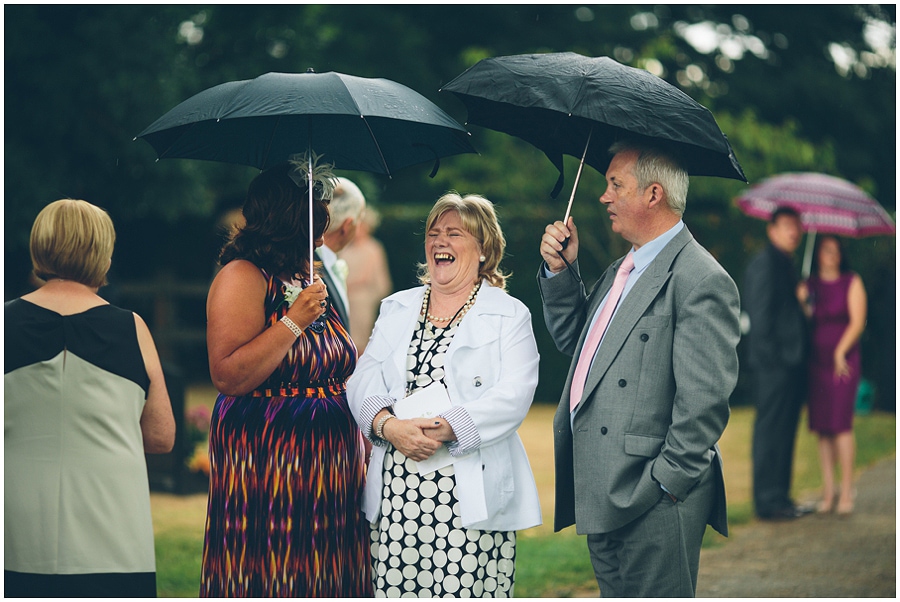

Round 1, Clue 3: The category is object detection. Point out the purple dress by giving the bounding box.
[806,272,860,435]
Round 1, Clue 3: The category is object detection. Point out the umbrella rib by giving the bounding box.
[360,116,392,176]
[143,121,206,160]
[260,116,281,169]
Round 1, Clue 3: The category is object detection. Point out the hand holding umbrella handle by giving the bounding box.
[541,218,580,283]
[286,277,329,331]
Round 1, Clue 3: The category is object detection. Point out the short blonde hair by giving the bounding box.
[30,199,116,288]
[417,192,509,291]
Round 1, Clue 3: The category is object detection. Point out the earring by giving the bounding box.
[479,255,486,262]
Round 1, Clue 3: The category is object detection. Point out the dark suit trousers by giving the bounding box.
[751,364,805,516]
[586,467,715,597]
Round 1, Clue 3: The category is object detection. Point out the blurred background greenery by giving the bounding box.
[5,5,895,412]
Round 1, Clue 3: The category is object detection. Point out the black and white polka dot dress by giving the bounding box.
[370,315,516,597]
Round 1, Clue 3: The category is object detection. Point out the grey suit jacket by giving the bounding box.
[538,227,740,536]
[315,250,350,329]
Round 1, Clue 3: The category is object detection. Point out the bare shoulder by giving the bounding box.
[209,259,267,297]
[215,258,266,283]
[131,311,156,348]
[849,273,867,297]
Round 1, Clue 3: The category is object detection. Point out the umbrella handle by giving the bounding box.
[561,127,593,250]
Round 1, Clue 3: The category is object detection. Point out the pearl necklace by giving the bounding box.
[421,282,481,324]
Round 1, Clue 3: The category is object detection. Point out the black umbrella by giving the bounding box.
[137,70,476,282]
[441,52,746,222]
[138,70,476,174]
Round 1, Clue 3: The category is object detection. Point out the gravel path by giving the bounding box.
[697,456,896,597]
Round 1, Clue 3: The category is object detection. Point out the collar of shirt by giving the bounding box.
[627,220,685,282]
[318,244,337,268]
[590,219,684,327]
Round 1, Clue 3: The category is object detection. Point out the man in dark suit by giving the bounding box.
[317,177,366,330]
[742,206,811,520]
[538,140,740,596]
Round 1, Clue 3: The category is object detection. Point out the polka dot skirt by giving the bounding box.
[371,449,516,597]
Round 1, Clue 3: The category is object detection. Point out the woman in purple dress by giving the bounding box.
[797,235,867,515]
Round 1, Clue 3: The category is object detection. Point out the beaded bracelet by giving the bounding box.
[280,315,304,337]
[374,413,396,440]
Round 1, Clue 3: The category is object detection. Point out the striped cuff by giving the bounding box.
[441,405,481,457]
[360,394,395,446]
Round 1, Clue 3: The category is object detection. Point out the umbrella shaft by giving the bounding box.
[562,127,593,226]
[802,229,816,279]
[309,154,315,285]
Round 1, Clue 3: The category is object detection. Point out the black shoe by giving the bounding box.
[758,505,813,521]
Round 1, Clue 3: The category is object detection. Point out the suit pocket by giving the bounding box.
[624,433,665,458]
[636,314,671,329]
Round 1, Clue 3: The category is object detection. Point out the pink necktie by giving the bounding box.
[569,252,635,411]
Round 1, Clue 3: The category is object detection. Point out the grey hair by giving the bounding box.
[326,177,366,233]
[608,140,689,216]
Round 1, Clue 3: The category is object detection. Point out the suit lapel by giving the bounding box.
[315,250,350,328]
[578,228,693,405]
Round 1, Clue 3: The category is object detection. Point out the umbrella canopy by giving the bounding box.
[735,172,895,238]
[735,172,895,277]
[137,70,476,314]
[137,70,476,175]
[441,52,746,200]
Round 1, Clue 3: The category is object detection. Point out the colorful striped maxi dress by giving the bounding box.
[200,269,372,597]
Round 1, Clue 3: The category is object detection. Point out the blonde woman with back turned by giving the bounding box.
[5,198,175,597]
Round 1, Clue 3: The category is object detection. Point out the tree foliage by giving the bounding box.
[5,5,894,405]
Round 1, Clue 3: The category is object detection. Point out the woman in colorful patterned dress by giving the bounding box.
[200,158,372,596]
[348,193,542,597]
[797,235,867,516]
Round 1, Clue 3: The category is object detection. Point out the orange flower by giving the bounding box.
[187,443,210,475]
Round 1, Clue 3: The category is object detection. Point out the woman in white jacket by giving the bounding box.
[348,192,541,597]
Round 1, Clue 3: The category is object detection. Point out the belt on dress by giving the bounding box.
[250,378,347,398]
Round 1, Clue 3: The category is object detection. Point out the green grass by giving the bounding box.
[154,409,894,597]
[156,532,203,597]
[513,531,597,597]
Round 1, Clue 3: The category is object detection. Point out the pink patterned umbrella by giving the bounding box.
[735,172,895,238]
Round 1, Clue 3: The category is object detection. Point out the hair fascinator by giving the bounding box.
[287,152,337,200]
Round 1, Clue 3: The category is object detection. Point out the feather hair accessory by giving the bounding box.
[287,151,337,200]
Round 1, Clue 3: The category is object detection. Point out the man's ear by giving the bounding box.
[339,216,355,236]
[646,183,665,208]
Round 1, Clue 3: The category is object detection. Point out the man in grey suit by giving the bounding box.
[316,177,366,329]
[538,141,740,596]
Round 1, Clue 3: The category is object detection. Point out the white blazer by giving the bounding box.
[347,281,542,531]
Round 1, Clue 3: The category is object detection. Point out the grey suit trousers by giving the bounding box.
[587,466,715,597]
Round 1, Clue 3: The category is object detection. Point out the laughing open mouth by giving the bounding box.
[434,252,456,265]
